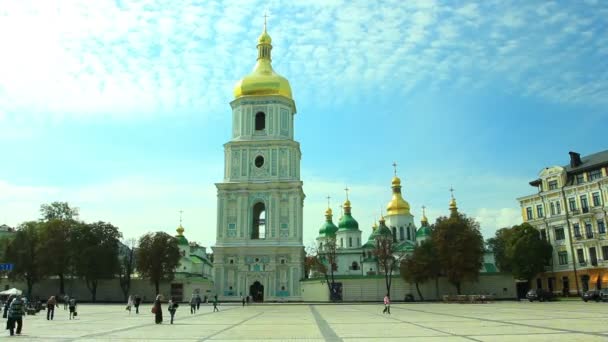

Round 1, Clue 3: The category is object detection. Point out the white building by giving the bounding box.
[211,22,305,302]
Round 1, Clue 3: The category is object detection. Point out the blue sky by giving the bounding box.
[1,0,607,249]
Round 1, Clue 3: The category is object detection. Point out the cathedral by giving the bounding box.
[211,22,305,302]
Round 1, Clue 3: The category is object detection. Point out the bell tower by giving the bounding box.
[212,20,305,302]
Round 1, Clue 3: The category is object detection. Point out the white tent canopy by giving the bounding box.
[0,288,22,296]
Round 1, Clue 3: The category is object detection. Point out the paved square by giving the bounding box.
[5,301,608,341]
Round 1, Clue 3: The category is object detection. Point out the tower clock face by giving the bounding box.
[255,155,265,168]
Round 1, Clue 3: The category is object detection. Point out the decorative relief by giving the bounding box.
[279,149,288,177]
[241,149,248,177]
[231,150,240,178]
[271,149,278,176]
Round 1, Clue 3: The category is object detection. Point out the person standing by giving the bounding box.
[2,295,13,319]
[46,296,57,320]
[383,294,391,314]
[153,294,163,324]
[7,295,25,336]
[246,295,250,306]
[68,297,77,320]
[189,294,197,314]
[241,294,245,307]
[126,295,133,314]
[167,297,178,324]
[134,294,141,314]
[212,295,219,312]
[195,293,202,311]
[63,295,69,310]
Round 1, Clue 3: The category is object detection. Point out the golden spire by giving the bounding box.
[386,163,411,216]
[449,186,458,217]
[325,195,333,219]
[176,210,185,236]
[421,205,429,226]
[343,186,351,213]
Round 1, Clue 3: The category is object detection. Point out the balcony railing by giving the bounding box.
[586,233,594,239]
[575,235,583,240]
[582,207,590,213]
[579,261,587,266]
[591,260,598,266]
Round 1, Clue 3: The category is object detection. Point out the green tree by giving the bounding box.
[71,221,122,302]
[432,214,484,294]
[118,238,137,301]
[136,232,181,295]
[506,223,553,282]
[5,222,44,298]
[40,201,79,221]
[487,227,515,273]
[308,237,339,300]
[373,221,408,298]
[400,240,441,300]
[38,219,74,295]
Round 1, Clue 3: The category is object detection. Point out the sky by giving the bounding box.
[1,0,607,249]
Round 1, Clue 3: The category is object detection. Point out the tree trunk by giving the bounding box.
[91,281,98,302]
[155,280,160,295]
[58,273,65,295]
[455,281,461,295]
[415,282,424,301]
[434,277,439,300]
[26,277,33,300]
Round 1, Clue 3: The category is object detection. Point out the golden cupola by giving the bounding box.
[386,175,411,216]
[233,21,293,99]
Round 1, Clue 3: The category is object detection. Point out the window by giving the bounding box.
[580,195,589,212]
[391,227,397,241]
[603,245,608,260]
[598,220,606,234]
[556,201,561,214]
[357,238,360,246]
[536,278,542,289]
[569,198,577,211]
[251,202,266,239]
[526,207,533,220]
[348,237,352,247]
[576,174,585,184]
[255,112,265,130]
[550,203,555,215]
[340,238,343,247]
[351,261,359,271]
[585,223,594,239]
[590,247,598,266]
[577,248,585,264]
[540,229,547,241]
[536,204,544,218]
[573,223,581,237]
[548,180,558,190]
[589,169,602,181]
[554,227,565,240]
[558,251,568,265]
[254,155,264,168]
[399,227,404,241]
[592,192,601,207]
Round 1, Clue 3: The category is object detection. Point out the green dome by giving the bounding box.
[376,219,392,237]
[319,221,338,237]
[338,213,359,231]
[416,225,432,238]
[176,235,189,246]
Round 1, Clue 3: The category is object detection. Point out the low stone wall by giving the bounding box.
[301,273,517,302]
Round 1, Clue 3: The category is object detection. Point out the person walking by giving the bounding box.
[126,295,133,314]
[152,295,163,324]
[189,294,197,314]
[7,295,25,336]
[195,293,202,311]
[46,296,57,320]
[134,294,141,314]
[63,295,69,310]
[2,295,13,319]
[241,293,245,307]
[383,294,391,314]
[246,295,250,306]
[167,297,179,324]
[68,297,77,320]
[212,295,219,312]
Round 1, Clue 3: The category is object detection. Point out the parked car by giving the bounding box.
[582,290,601,302]
[599,288,608,302]
[526,289,554,302]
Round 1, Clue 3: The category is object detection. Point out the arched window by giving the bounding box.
[399,227,405,241]
[252,202,266,239]
[255,112,265,131]
[348,237,353,247]
[391,227,397,241]
[340,238,344,247]
[351,261,359,270]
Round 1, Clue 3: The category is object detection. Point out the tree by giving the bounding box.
[308,237,339,300]
[432,214,484,294]
[40,201,79,221]
[71,221,122,302]
[118,238,137,301]
[400,240,441,300]
[136,232,181,295]
[38,219,74,295]
[487,227,515,273]
[5,222,44,298]
[505,223,552,282]
[374,232,407,298]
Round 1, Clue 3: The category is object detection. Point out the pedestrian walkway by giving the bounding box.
[4,301,608,341]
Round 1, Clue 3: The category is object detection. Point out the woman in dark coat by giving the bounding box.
[153,295,163,324]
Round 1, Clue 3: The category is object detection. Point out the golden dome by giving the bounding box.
[386,175,410,216]
[325,207,333,216]
[343,199,351,208]
[176,224,185,236]
[449,197,457,209]
[233,26,292,99]
[372,221,378,230]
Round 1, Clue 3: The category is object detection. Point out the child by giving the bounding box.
[167,297,179,324]
[68,297,77,320]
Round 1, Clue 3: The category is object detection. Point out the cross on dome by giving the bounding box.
[392,161,398,176]
[344,186,350,200]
